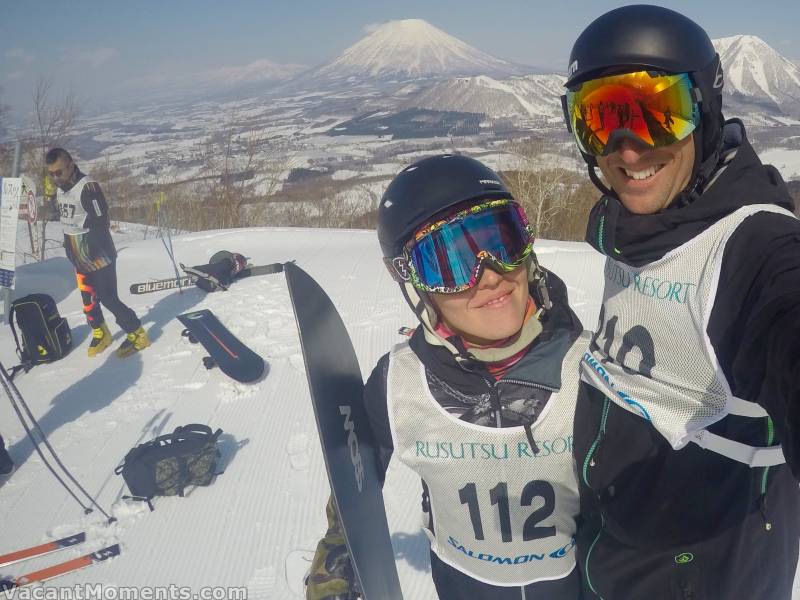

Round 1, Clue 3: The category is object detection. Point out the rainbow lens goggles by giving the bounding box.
[386,199,534,294]
[562,70,701,157]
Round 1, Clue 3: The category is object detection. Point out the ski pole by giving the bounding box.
[0,362,115,522]
[157,192,183,293]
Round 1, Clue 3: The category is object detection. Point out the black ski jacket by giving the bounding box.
[576,121,800,600]
[362,270,585,599]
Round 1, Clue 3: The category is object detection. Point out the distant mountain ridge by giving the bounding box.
[124,58,308,104]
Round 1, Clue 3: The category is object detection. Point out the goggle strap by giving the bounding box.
[561,95,572,133]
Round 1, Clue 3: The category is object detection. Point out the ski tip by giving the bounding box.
[93,544,121,560]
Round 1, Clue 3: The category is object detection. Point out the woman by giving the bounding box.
[307,154,587,599]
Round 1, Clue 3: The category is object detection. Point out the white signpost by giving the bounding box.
[0,177,22,321]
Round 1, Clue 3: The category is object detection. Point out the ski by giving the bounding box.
[240,262,287,277]
[285,262,403,600]
[129,275,194,294]
[0,544,120,589]
[0,532,86,568]
[129,262,285,295]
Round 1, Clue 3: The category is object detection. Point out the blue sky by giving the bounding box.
[2,0,798,122]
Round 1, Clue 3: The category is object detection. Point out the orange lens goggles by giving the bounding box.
[564,71,701,157]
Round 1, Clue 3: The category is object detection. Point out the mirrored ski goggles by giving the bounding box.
[562,70,701,157]
[387,199,534,294]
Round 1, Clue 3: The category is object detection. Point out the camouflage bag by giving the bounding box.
[115,424,223,509]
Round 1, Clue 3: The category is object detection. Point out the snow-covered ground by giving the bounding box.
[0,225,798,598]
[759,147,800,179]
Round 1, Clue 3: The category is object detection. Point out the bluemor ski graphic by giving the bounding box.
[0,532,86,568]
[285,262,403,600]
[129,262,285,295]
[129,275,194,294]
[0,544,120,589]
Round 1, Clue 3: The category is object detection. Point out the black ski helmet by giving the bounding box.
[377,154,512,260]
[564,5,725,193]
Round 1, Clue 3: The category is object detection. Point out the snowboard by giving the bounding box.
[129,262,285,295]
[285,262,403,600]
[176,309,264,383]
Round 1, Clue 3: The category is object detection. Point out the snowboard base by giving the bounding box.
[176,310,265,383]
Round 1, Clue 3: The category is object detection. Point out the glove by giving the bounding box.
[305,496,359,600]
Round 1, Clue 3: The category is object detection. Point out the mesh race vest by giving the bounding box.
[57,176,99,232]
[387,336,586,586]
[57,177,112,272]
[581,205,792,467]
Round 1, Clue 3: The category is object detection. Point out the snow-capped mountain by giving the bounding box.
[296,19,528,86]
[713,35,800,117]
[403,74,566,119]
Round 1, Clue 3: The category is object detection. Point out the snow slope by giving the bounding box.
[405,74,566,119]
[0,225,798,598]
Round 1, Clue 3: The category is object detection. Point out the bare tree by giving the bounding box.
[0,86,12,174]
[502,138,597,241]
[25,76,80,260]
[192,111,298,230]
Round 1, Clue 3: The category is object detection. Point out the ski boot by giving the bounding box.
[116,326,151,358]
[88,323,112,357]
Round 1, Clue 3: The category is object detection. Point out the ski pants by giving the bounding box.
[76,262,140,333]
[429,551,583,599]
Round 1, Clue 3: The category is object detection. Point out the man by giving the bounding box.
[46,148,149,358]
[561,5,800,599]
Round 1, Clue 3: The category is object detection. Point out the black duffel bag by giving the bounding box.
[115,424,223,510]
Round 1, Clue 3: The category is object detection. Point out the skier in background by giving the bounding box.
[306,154,589,599]
[46,148,149,358]
[561,5,800,598]
[663,106,674,131]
